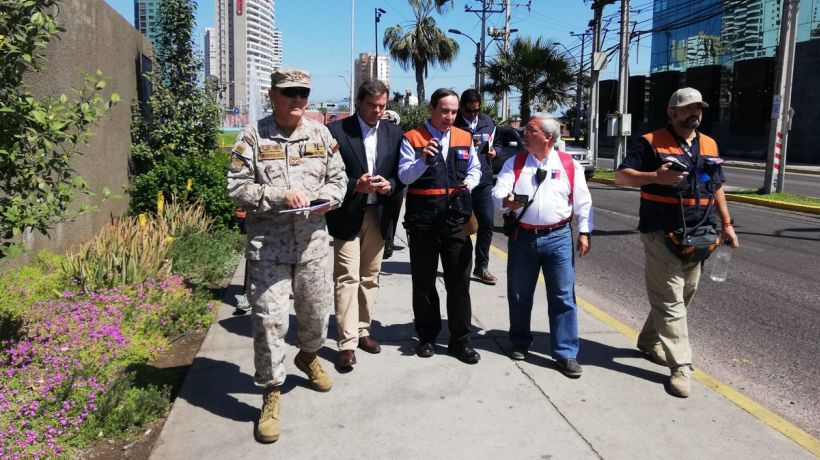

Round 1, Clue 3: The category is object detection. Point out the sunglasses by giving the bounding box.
[279,87,310,99]
[463,108,481,114]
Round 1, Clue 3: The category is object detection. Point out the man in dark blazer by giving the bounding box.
[454,89,500,285]
[326,79,404,370]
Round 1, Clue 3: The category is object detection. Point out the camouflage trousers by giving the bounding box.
[247,256,331,388]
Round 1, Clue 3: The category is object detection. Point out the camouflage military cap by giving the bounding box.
[272,68,311,89]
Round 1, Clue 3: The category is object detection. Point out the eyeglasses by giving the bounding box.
[279,87,311,99]
[462,108,480,115]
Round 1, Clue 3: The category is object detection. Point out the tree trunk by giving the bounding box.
[415,65,426,104]
[520,88,531,125]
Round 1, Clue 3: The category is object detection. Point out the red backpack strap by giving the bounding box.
[556,150,575,204]
[512,152,528,186]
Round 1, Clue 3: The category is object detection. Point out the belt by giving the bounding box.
[407,188,458,196]
[517,219,570,236]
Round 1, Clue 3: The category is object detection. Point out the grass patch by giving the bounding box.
[593,168,615,181]
[219,132,237,147]
[727,190,820,207]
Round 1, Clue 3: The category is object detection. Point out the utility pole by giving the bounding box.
[588,0,614,168]
[614,0,630,170]
[503,0,511,120]
[569,31,589,142]
[465,1,505,99]
[349,0,355,114]
[764,0,799,194]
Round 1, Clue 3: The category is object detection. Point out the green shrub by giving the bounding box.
[168,227,245,289]
[62,216,172,293]
[72,368,172,445]
[0,251,68,341]
[129,150,235,229]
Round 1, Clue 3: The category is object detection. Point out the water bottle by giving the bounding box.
[710,244,731,282]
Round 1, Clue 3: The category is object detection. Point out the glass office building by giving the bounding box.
[650,0,820,73]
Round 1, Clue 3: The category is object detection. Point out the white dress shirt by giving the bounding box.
[492,149,593,233]
[357,115,379,204]
[398,121,481,191]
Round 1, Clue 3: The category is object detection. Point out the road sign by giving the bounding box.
[232,107,239,115]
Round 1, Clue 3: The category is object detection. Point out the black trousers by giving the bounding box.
[407,225,473,345]
[471,182,494,270]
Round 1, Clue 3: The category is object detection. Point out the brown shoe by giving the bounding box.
[358,336,381,354]
[473,268,497,285]
[336,349,356,369]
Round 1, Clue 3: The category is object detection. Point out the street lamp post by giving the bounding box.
[375,7,386,80]
[448,29,480,93]
[338,74,351,111]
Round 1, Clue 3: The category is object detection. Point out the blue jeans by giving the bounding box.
[507,225,579,359]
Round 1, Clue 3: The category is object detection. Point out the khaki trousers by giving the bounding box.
[333,207,385,350]
[638,231,701,369]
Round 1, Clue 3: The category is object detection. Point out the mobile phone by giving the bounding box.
[309,199,329,207]
[426,138,440,165]
[513,193,529,204]
[368,177,382,184]
[667,159,688,172]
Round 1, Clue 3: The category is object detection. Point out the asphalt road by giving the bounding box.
[595,158,820,198]
[490,182,820,438]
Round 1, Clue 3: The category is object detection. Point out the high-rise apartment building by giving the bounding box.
[134,0,161,45]
[215,0,283,122]
[204,27,217,78]
[650,0,820,73]
[353,52,391,96]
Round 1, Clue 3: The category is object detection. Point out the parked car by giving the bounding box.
[490,126,595,180]
[563,142,595,180]
[490,126,524,176]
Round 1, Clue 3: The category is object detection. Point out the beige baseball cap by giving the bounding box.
[668,87,709,108]
[271,68,311,89]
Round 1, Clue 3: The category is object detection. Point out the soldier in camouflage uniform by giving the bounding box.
[226,68,347,443]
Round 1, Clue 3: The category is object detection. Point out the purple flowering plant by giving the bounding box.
[0,271,216,458]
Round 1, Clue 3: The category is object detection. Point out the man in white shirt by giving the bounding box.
[492,114,592,377]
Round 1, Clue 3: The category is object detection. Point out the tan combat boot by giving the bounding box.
[255,387,280,443]
[294,350,333,392]
[669,366,692,398]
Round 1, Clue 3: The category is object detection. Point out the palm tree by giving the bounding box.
[483,37,575,123]
[383,0,459,103]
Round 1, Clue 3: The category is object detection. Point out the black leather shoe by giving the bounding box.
[417,342,435,358]
[510,347,527,361]
[556,358,583,378]
[383,245,393,259]
[448,343,480,364]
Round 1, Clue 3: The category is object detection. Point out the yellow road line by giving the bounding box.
[487,241,820,456]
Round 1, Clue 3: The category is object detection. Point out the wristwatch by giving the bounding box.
[722,217,734,227]
[579,232,591,239]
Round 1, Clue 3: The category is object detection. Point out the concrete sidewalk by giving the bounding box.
[150,225,814,459]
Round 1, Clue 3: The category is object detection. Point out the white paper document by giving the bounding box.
[278,199,339,214]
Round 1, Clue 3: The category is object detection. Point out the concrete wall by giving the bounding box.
[6,0,153,266]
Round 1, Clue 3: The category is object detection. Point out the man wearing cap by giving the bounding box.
[615,87,739,398]
[399,88,483,365]
[325,78,404,371]
[227,67,348,443]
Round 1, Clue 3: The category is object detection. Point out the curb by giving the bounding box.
[724,161,820,176]
[589,177,820,215]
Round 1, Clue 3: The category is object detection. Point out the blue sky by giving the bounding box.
[104,0,652,110]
